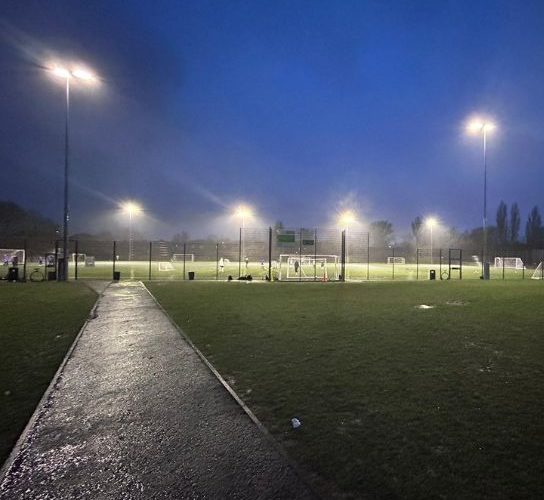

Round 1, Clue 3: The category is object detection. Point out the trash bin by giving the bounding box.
[7,267,18,281]
[113,271,121,281]
[429,269,436,280]
[188,271,195,280]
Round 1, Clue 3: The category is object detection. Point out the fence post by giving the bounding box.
[367,233,370,280]
[502,250,505,280]
[183,243,186,280]
[23,239,28,282]
[238,227,242,278]
[268,227,272,281]
[299,228,303,282]
[392,246,395,280]
[148,241,152,280]
[314,228,317,281]
[416,247,419,280]
[341,230,346,281]
[216,243,219,280]
[74,239,79,280]
[439,248,442,279]
[112,241,116,279]
[54,240,59,281]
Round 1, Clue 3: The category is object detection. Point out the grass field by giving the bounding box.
[148,280,544,499]
[10,259,535,281]
[0,282,97,465]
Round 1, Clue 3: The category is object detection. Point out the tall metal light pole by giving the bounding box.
[467,119,496,279]
[338,210,356,280]
[235,205,253,274]
[50,65,98,280]
[425,217,437,265]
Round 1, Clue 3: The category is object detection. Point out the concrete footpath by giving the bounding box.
[0,282,315,499]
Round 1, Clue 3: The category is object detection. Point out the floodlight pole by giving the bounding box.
[429,224,433,265]
[482,127,488,277]
[61,77,70,281]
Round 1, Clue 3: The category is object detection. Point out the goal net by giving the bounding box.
[172,253,194,262]
[158,262,175,271]
[278,254,339,281]
[531,262,544,280]
[71,253,86,263]
[0,249,25,266]
[387,256,405,264]
[494,257,524,269]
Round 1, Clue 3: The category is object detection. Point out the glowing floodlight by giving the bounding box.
[425,216,438,228]
[121,201,143,217]
[49,63,99,84]
[235,204,253,221]
[72,67,98,83]
[466,118,496,134]
[338,210,357,228]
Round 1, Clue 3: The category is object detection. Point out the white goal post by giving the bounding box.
[387,256,405,264]
[494,257,524,269]
[0,249,25,265]
[531,262,544,280]
[172,253,194,262]
[278,254,339,281]
[158,262,175,271]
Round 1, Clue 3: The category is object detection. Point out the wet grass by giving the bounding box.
[148,280,544,499]
[0,282,97,465]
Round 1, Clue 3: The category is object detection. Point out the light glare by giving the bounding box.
[466,118,496,134]
[51,66,71,79]
[425,216,438,228]
[121,201,143,216]
[338,209,357,228]
[235,204,253,219]
[72,67,98,82]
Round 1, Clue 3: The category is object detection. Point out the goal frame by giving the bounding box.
[387,256,406,264]
[0,248,25,266]
[172,253,194,262]
[278,254,339,281]
[531,262,544,280]
[494,257,524,269]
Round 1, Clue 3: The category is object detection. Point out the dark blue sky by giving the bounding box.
[2,0,544,239]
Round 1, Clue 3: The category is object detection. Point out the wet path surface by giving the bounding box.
[0,282,314,499]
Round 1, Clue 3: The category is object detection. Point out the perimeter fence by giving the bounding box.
[1,228,544,282]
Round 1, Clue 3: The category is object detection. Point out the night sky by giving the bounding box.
[2,1,544,239]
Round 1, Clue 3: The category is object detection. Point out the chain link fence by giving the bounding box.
[1,230,543,282]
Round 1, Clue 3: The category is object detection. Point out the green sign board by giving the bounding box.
[302,239,315,246]
[277,231,296,243]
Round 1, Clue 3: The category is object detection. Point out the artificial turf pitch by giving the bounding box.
[148,280,544,499]
[0,282,97,465]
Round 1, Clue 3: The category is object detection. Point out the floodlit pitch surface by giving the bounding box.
[148,280,544,499]
[46,260,533,281]
[0,282,97,464]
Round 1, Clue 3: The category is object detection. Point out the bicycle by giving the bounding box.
[29,267,45,282]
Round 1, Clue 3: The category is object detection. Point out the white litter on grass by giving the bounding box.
[416,304,434,309]
[291,417,302,429]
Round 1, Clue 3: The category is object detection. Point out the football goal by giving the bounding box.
[387,256,405,264]
[71,253,86,263]
[172,253,194,262]
[158,262,175,271]
[531,262,544,279]
[278,254,339,281]
[0,249,25,266]
[494,257,524,269]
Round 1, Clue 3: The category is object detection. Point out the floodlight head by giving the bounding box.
[51,65,71,79]
[72,67,99,83]
[425,216,438,228]
[338,210,357,228]
[121,201,143,216]
[466,118,496,134]
[235,204,253,219]
[48,63,99,84]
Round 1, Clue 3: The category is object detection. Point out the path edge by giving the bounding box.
[141,281,321,500]
[0,282,108,486]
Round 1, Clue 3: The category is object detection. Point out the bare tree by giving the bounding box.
[510,203,520,244]
[496,201,508,246]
